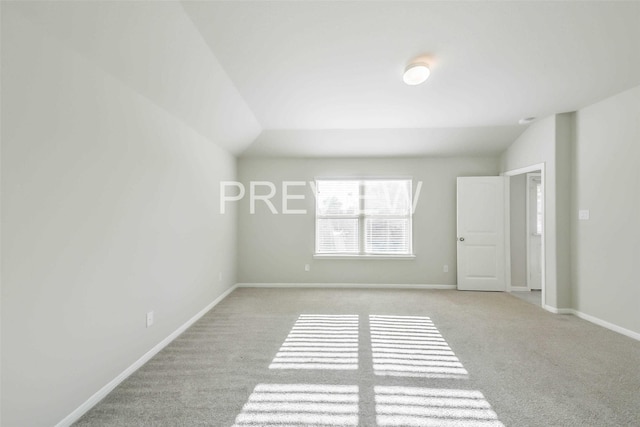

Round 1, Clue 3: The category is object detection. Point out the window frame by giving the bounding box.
[314,178,415,259]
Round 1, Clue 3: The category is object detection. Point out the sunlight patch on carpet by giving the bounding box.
[269,314,359,370]
[375,386,504,427]
[370,315,468,378]
[232,383,359,426]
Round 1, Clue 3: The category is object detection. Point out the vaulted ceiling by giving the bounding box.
[10,1,640,157]
[183,0,640,157]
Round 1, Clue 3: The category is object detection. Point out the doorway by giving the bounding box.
[526,173,542,291]
[504,165,546,307]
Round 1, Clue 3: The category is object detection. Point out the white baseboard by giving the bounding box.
[542,305,639,341]
[569,309,640,342]
[509,286,529,292]
[236,282,456,290]
[55,284,238,427]
[542,304,572,314]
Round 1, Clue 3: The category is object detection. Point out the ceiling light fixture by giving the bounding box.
[403,62,430,86]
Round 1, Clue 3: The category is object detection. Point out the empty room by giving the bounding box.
[2,1,639,426]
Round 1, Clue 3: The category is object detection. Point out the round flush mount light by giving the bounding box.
[403,62,430,85]
[518,117,536,125]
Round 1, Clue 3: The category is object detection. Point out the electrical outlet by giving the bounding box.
[304,264,310,272]
[443,265,449,273]
[578,209,590,220]
[146,311,154,328]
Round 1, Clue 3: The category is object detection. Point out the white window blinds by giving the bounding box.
[316,181,360,254]
[315,179,413,255]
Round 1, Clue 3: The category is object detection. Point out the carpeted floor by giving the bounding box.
[510,290,541,307]
[75,288,640,426]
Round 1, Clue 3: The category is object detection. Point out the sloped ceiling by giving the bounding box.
[7,1,262,155]
[183,0,640,157]
[8,1,640,158]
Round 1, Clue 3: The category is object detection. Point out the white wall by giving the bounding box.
[500,114,573,310]
[509,174,527,287]
[502,86,640,337]
[1,8,245,426]
[237,156,499,285]
[555,113,574,309]
[571,85,640,334]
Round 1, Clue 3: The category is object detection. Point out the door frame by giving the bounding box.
[526,172,542,290]
[501,163,546,306]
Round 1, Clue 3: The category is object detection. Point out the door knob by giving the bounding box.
[459,237,465,242]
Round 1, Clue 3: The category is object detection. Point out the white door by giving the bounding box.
[457,177,506,291]
[527,174,542,290]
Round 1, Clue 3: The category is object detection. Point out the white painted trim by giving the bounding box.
[540,166,546,307]
[525,173,532,289]
[510,286,529,292]
[543,307,640,341]
[502,163,546,177]
[313,254,416,260]
[236,283,456,290]
[504,176,512,291]
[55,284,238,427]
[570,309,640,342]
[526,173,542,291]
[543,305,572,315]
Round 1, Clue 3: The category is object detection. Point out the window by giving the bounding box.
[315,179,413,256]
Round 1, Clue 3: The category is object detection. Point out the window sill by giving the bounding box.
[313,254,416,260]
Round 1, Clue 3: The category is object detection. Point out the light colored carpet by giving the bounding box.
[510,290,542,307]
[75,288,640,426]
